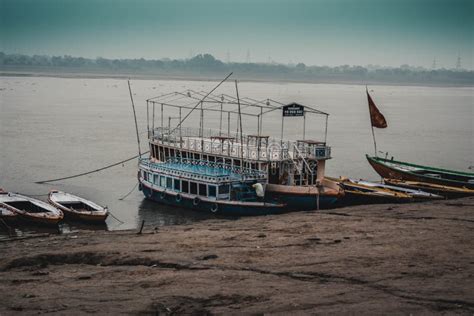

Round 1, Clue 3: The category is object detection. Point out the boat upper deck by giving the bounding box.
[150,127,331,162]
[139,157,267,183]
[145,89,332,163]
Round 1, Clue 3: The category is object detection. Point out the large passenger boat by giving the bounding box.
[138,88,343,213]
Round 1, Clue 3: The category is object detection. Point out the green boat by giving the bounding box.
[366,155,474,189]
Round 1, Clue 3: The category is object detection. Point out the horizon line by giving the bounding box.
[1,51,471,72]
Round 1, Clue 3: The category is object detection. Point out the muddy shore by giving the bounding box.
[1,198,473,315]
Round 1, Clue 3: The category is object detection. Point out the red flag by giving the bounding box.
[367,90,387,128]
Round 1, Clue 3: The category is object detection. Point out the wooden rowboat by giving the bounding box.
[349,179,443,200]
[0,189,18,225]
[384,178,474,199]
[326,177,414,205]
[0,205,18,225]
[367,155,474,189]
[0,191,63,226]
[48,190,108,223]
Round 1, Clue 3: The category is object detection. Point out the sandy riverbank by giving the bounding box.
[1,198,473,315]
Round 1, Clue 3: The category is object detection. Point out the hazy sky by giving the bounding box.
[1,0,472,69]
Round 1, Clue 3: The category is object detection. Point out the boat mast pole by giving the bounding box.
[371,123,377,156]
[179,108,182,150]
[303,111,306,140]
[367,86,377,156]
[161,103,163,131]
[152,102,155,136]
[324,114,328,143]
[200,101,204,157]
[146,101,150,136]
[219,96,223,136]
[127,80,142,157]
[235,80,244,178]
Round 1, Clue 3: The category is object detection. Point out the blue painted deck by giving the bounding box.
[140,158,265,182]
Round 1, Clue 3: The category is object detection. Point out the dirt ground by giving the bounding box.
[1,197,473,315]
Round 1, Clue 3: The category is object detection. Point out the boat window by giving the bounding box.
[190,182,198,194]
[154,174,159,185]
[174,178,180,191]
[160,176,166,187]
[182,180,189,193]
[166,177,172,189]
[208,185,216,198]
[218,184,230,194]
[199,183,207,196]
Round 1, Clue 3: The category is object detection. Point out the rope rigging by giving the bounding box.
[35,151,148,184]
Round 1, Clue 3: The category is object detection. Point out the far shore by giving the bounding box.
[1,68,473,88]
[1,197,473,314]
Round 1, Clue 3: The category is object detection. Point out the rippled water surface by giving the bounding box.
[1,76,472,237]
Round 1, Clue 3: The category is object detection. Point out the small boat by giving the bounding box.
[367,155,474,189]
[0,191,63,226]
[0,189,17,225]
[48,190,108,223]
[348,179,443,200]
[384,178,474,199]
[327,177,414,205]
[0,205,18,225]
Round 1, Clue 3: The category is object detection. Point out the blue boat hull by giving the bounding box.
[141,182,338,216]
[140,184,287,216]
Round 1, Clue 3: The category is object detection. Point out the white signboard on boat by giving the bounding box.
[283,103,305,117]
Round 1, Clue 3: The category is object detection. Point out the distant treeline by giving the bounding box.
[1,52,473,85]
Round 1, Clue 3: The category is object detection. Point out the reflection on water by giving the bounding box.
[137,198,237,229]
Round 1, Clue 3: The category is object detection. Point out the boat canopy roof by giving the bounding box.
[144,88,331,146]
[146,89,329,117]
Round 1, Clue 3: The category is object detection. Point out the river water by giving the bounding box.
[0,76,472,237]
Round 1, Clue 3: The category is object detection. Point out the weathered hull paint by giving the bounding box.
[367,155,474,189]
[140,182,287,216]
[265,181,342,210]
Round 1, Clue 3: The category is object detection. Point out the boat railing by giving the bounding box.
[296,141,332,160]
[292,144,315,177]
[139,157,267,182]
[153,126,282,145]
[151,126,331,161]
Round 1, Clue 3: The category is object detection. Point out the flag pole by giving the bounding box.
[371,121,377,156]
[367,86,377,156]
